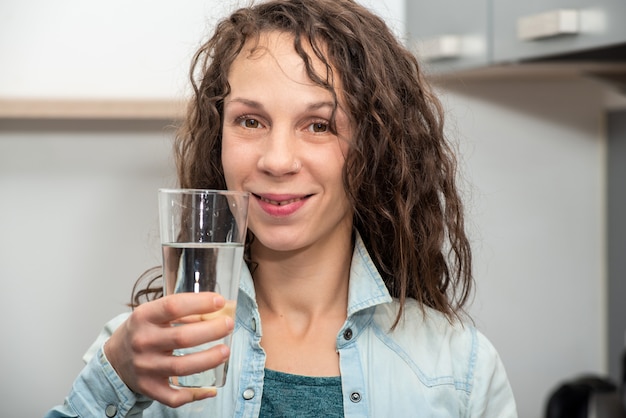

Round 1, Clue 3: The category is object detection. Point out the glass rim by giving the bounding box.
[158,188,250,197]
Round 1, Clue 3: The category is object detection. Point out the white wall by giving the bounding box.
[0,0,403,100]
[438,79,608,417]
[0,0,227,99]
[0,0,611,417]
[0,121,176,416]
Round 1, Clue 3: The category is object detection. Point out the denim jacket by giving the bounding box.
[46,234,517,417]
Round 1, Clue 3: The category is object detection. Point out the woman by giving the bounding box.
[46,0,517,416]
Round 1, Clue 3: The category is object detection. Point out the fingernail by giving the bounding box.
[224,316,234,330]
[213,296,225,307]
[194,388,217,400]
[220,345,230,358]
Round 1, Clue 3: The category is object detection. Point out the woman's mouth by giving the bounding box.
[258,195,305,206]
[253,193,311,217]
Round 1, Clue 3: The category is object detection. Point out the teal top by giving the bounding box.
[259,369,344,417]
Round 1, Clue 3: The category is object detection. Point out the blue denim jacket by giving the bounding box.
[46,234,517,417]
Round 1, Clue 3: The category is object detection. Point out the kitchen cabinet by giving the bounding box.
[405,0,626,75]
[405,0,490,74]
[493,0,626,63]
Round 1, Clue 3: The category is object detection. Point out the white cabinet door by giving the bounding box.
[405,0,490,73]
[493,0,626,62]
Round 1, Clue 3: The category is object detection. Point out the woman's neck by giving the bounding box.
[251,231,353,319]
[251,231,353,376]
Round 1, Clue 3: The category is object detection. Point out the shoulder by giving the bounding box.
[372,299,479,351]
[371,299,506,388]
[365,300,517,415]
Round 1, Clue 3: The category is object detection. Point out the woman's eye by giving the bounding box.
[240,118,261,129]
[309,122,328,133]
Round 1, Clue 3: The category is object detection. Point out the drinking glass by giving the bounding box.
[158,188,249,388]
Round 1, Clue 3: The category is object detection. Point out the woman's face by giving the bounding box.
[221,31,354,254]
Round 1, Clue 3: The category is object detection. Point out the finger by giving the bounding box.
[164,343,231,379]
[153,315,235,352]
[131,344,228,404]
[140,380,218,408]
[179,300,237,324]
[133,344,230,393]
[145,292,227,324]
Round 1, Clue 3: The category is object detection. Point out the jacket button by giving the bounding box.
[242,388,256,400]
[350,392,362,403]
[343,328,353,341]
[251,317,257,332]
[105,404,118,417]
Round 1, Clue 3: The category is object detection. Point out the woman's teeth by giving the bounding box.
[260,196,302,206]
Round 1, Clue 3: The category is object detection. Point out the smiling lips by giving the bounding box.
[254,193,310,216]
[259,195,304,206]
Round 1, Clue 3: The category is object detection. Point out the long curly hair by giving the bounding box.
[132,0,473,324]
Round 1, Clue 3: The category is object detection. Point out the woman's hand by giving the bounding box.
[104,292,234,407]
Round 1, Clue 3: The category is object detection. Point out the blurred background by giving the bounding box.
[1,0,624,416]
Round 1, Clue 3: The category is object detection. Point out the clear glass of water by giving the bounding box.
[158,188,249,388]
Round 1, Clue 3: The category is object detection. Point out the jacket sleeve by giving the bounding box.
[44,313,154,418]
[467,329,518,418]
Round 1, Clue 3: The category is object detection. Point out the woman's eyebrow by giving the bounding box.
[306,101,335,111]
[225,97,334,112]
[224,97,264,109]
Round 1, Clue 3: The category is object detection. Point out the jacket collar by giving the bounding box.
[346,232,393,316]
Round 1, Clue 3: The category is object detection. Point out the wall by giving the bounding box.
[0,0,404,100]
[0,120,176,416]
[0,0,612,417]
[437,78,608,417]
[1,0,225,99]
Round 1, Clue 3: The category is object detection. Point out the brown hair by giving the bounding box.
[133,0,473,324]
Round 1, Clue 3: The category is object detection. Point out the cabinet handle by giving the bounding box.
[417,35,462,61]
[517,9,579,41]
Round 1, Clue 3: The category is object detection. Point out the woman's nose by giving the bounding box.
[257,127,301,176]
